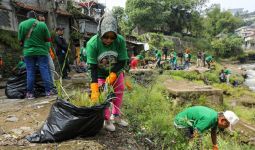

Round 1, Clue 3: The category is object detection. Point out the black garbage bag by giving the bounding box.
[5,69,47,99]
[26,93,115,143]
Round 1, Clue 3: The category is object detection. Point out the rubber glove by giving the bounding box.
[212,144,218,150]
[90,83,99,102]
[106,72,117,85]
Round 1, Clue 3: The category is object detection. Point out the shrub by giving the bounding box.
[0,29,20,50]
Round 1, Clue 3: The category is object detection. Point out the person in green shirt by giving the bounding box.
[18,11,52,99]
[169,52,177,70]
[224,66,231,84]
[12,56,26,73]
[205,55,214,69]
[155,50,162,68]
[86,13,129,132]
[174,106,239,150]
[80,46,87,63]
[184,49,191,70]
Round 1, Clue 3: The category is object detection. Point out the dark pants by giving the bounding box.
[156,58,161,68]
[164,52,168,60]
[24,55,51,94]
[58,55,68,78]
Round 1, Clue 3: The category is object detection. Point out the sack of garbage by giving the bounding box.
[5,69,48,99]
[26,93,115,143]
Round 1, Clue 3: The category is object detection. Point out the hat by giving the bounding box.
[98,13,117,37]
[223,111,239,126]
[56,26,65,31]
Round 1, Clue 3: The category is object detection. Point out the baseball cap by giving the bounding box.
[223,111,239,130]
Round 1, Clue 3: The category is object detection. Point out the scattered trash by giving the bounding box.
[11,128,23,135]
[6,115,18,122]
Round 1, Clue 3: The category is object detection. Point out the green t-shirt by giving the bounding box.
[224,69,231,75]
[174,106,218,133]
[170,56,177,64]
[171,51,177,57]
[205,55,213,62]
[80,47,87,62]
[18,18,51,56]
[156,51,162,59]
[16,61,26,69]
[86,34,129,78]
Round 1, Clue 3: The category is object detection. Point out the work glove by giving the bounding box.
[106,72,117,85]
[125,80,132,91]
[212,144,218,150]
[90,83,100,102]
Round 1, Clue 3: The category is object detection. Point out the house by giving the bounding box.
[235,25,255,50]
[0,0,71,40]
[126,35,149,58]
[0,0,19,31]
[73,0,105,44]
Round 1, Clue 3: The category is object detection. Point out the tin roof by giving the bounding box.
[13,1,46,13]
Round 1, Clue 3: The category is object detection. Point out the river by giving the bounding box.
[241,63,255,91]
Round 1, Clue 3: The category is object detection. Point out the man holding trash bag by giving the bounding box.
[174,106,239,150]
[86,13,129,132]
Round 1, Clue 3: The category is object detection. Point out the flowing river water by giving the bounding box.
[241,63,255,91]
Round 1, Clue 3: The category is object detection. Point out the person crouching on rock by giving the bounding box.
[86,13,129,132]
[174,106,239,150]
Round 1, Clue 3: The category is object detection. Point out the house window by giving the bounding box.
[0,10,10,27]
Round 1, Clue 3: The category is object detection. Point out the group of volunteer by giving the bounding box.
[17,10,239,149]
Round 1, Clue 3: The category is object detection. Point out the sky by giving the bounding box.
[98,0,255,12]
[208,0,255,12]
[98,0,126,10]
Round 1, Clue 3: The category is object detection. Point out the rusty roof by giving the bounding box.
[13,1,46,13]
[56,9,72,16]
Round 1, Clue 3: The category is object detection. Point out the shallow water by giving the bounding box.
[241,63,255,91]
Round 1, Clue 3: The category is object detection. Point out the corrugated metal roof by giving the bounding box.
[13,1,46,13]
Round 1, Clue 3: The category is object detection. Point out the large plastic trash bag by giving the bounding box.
[5,69,47,99]
[26,93,115,143]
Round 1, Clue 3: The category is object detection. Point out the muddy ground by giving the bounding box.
[0,87,145,150]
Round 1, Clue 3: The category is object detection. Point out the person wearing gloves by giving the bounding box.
[86,13,129,132]
[174,106,239,150]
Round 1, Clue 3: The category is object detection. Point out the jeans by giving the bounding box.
[24,55,51,94]
[184,61,190,69]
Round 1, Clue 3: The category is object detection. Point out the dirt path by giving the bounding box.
[0,89,143,150]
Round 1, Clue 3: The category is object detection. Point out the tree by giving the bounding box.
[211,35,243,57]
[125,0,207,34]
[112,6,134,35]
[203,5,243,37]
[161,0,207,33]
[126,0,165,31]
[112,6,125,33]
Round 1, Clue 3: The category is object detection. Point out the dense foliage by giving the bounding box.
[123,0,245,57]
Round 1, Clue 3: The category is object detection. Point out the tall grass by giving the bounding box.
[123,75,254,149]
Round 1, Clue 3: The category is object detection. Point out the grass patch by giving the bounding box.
[123,74,254,149]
